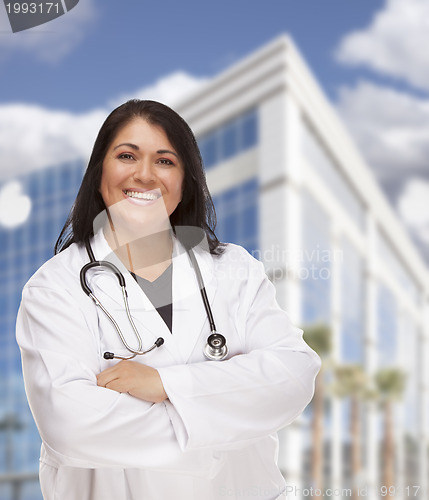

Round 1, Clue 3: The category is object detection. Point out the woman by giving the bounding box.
[16,100,320,500]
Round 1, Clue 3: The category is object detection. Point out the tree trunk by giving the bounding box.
[382,401,394,495]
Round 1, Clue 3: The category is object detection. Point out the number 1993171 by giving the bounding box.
[5,2,60,14]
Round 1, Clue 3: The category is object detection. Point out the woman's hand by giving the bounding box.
[96,361,168,403]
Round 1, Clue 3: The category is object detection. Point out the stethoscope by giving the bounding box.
[80,239,228,361]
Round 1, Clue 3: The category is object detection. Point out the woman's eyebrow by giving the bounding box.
[157,149,178,158]
[113,143,139,151]
[112,144,178,158]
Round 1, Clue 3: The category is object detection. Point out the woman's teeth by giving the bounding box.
[124,190,159,200]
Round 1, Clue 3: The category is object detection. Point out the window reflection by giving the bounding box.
[198,109,258,169]
[301,189,331,324]
[213,178,259,255]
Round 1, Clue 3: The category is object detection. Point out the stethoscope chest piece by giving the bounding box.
[204,333,228,361]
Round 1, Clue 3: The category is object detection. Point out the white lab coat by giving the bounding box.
[16,229,320,500]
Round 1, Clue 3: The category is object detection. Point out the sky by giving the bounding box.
[0,0,428,263]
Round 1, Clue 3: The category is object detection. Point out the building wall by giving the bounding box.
[177,35,429,499]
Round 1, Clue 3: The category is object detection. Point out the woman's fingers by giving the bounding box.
[97,361,167,403]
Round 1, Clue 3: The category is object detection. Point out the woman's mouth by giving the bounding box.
[123,189,161,201]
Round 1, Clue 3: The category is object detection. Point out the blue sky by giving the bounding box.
[0,0,385,111]
[0,0,429,260]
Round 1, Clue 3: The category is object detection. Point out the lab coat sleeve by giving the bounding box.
[158,253,321,451]
[16,283,209,471]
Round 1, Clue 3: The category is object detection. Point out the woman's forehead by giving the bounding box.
[108,118,176,152]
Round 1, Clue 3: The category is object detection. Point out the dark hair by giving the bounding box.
[55,99,224,255]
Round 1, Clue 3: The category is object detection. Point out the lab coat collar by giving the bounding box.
[88,229,217,364]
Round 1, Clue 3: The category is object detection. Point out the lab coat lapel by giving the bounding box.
[89,230,152,312]
[89,230,218,364]
[171,239,217,364]
[89,230,179,363]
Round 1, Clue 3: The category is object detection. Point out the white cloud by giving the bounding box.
[0,0,97,63]
[0,181,31,228]
[336,80,429,183]
[109,71,208,109]
[336,80,429,263]
[0,71,207,183]
[0,104,106,181]
[336,0,429,91]
[398,179,429,228]
[398,179,429,246]
[334,0,429,263]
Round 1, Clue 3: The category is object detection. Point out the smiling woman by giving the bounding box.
[15,99,320,500]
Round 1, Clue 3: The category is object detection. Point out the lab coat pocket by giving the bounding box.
[210,448,226,479]
[43,465,133,500]
[40,463,104,500]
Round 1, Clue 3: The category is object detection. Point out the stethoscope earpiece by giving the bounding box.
[102,337,165,361]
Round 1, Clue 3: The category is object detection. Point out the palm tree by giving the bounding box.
[331,363,368,500]
[303,323,332,497]
[374,368,406,495]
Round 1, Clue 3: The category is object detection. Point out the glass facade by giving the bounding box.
[301,189,331,325]
[212,178,259,255]
[340,237,364,363]
[376,283,397,368]
[198,109,258,169]
[0,161,84,500]
[198,108,260,254]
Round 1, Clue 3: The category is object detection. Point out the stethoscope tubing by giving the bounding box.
[81,238,227,361]
[186,248,216,333]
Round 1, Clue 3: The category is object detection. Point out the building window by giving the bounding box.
[212,178,259,255]
[377,283,397,367]
[340,237,364,363]
[301,190,331,324]
[241,110,258,149]
[198,109,258,169]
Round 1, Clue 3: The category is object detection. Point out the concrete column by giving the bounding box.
[417,296,429,499]
[259,88,306,499]
[330,222,342,493]
[364,213,379,500]
[395,309,407,498]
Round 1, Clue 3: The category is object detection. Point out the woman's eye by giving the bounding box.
[158,158,174,166]
[118,153,134,160]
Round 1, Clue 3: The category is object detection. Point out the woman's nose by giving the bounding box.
[133,160,155,183]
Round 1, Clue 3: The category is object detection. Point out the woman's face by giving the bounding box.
[99,118,185,235]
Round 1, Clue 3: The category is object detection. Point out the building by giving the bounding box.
[0,35,428,499]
